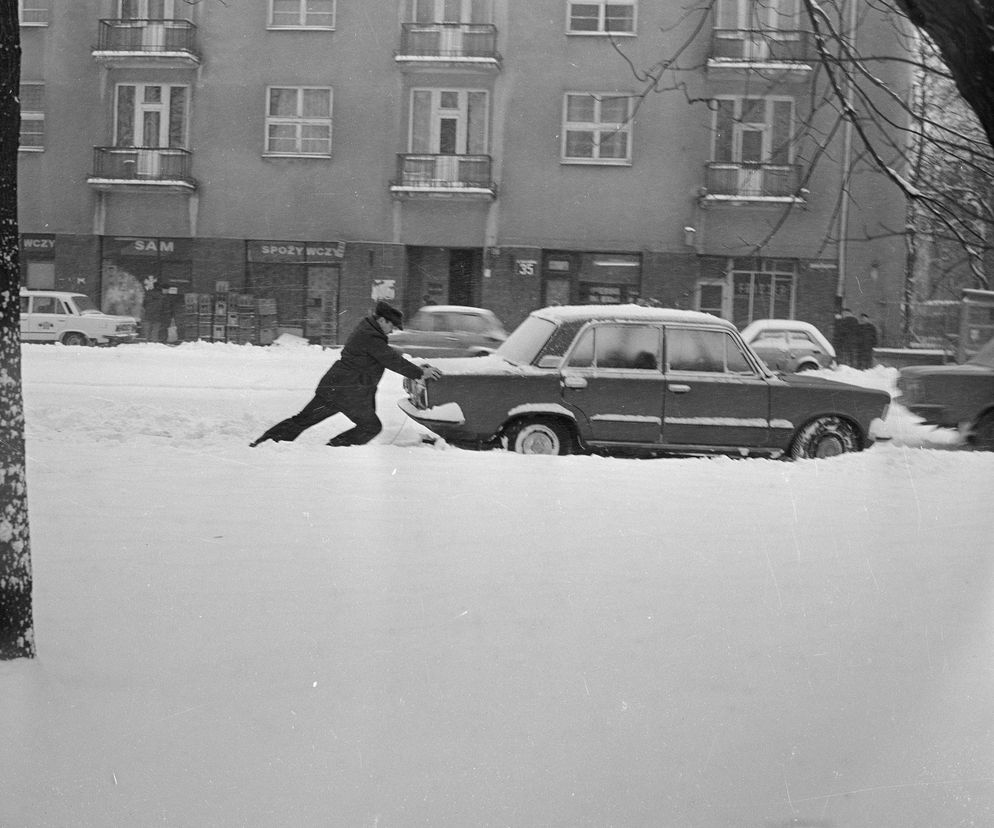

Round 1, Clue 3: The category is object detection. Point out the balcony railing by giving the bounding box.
[390,154,496,198]
[703,163,804,201]
[709,29,814,64]
[88,147,196,189]
[396,22,500,67]
[94,19,200,64]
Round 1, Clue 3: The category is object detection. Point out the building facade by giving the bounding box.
[18,0,911,344]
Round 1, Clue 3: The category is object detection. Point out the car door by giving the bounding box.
[25,295,69,342]
[661,326,772,448]
[787,329,826,367]
[750,330,789,371]
[560,322,665,446]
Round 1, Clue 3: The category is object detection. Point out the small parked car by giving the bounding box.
[398,304,891,458]
[389,305,508,358]
[740,319,836,373]
[895,335,994,450]
[19,288,139,346]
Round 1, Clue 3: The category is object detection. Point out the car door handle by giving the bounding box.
[562,375,587,389]
[669,384,691,393]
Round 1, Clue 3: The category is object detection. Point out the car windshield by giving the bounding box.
[496,316,557,364]
[968,335,994,368]
[71,295,100,314]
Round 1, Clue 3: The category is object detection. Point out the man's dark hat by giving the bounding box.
[374,300,404,330]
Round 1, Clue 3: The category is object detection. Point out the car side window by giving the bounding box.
[789,331,817,346]
[450,313,487,334]
[408,311,431,331]
[33,296,59,314]
[568,324,659,370]
[667,329,754,374]
[20,296,29,314]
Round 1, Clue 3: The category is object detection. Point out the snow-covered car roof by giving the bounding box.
[414,305,499,316]
[532,304,730,327]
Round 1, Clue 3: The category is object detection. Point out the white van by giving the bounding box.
[19,289,139,346]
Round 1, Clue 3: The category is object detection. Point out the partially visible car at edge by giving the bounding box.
[740,318,836,373]
[399,304,890,459]
[389,305,508,358]
[19,289,139,346]
[895,335,994,450]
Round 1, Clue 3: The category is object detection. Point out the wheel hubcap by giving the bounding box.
[521,429,555,454]
[815,434,845,458]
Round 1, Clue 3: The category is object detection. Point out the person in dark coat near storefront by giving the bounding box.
[834,308,860,366]
[249,301,442,447]
[856,312,878,369]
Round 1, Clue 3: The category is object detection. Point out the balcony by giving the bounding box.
[707,29,814,78]
[390,154,497,199]
[701,163,805,204]
[395,23,501,71]
[87,147,197,191]
[92,19,200,68]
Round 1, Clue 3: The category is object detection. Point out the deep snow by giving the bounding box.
[1,340,991,827]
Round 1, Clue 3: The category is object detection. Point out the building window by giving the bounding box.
[265,87,333,156]
[19,83,44,150]
[115,84,188,148]
[269,0,335,29]
[697,282,725,318]
[709,96,795,197]
[562,93,632,164]
[567,1,635,35]
[730,258,796,326]
[19,0,49,25]
[409,88,488,154]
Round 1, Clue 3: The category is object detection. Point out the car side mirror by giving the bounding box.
[537,355,562,369]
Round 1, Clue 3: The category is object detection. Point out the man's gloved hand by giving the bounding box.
[421,365,443,381]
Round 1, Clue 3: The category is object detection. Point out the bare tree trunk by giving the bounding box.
[0,1,35,660]
[894,0,994,149]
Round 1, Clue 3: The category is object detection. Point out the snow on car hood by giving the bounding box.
[419,353,548,376]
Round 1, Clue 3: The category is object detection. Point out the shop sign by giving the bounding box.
[21,234,56,256]
[248,240,345,263]
[110,237,192,258]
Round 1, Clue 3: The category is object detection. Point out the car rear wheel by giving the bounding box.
[789,416,860,459]
[507,418,573,456]
[62,332,89,347]
[971,412,994,451]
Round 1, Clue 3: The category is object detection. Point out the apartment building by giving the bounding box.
[17,0,911,344]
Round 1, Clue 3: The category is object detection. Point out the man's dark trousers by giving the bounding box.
[256,385,381,445]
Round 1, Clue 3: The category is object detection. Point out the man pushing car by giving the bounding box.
[250,300,442,448]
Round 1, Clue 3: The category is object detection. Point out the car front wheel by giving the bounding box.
[789,416,860,459]
[971,412,994,451]
[62,332,90,347]
[507,418,573,456]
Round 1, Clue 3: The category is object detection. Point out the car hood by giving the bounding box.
[899,363,994,380]
[778,372,891,399]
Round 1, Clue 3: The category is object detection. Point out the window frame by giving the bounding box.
[264,86,334,157]
[566,1,637,36]
[711,95,795,166]
[19,0,49,26]
[18,82,45,151]
[561,92,633,166]
[407,87,489,154]
[267,0,336,30]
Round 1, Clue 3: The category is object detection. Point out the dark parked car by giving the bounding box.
[895,335,994,450]
[399,305,891,458]
[389,305,508,358]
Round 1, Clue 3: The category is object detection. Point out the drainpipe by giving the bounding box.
[835,0,858,313]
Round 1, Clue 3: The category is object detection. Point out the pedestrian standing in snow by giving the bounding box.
[856,312,878,369]
[250,301,442,447]
[834,308,859,366]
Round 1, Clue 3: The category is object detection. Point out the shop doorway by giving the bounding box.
[406,246,482,310]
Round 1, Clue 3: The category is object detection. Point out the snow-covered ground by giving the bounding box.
[2,340,991,827]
